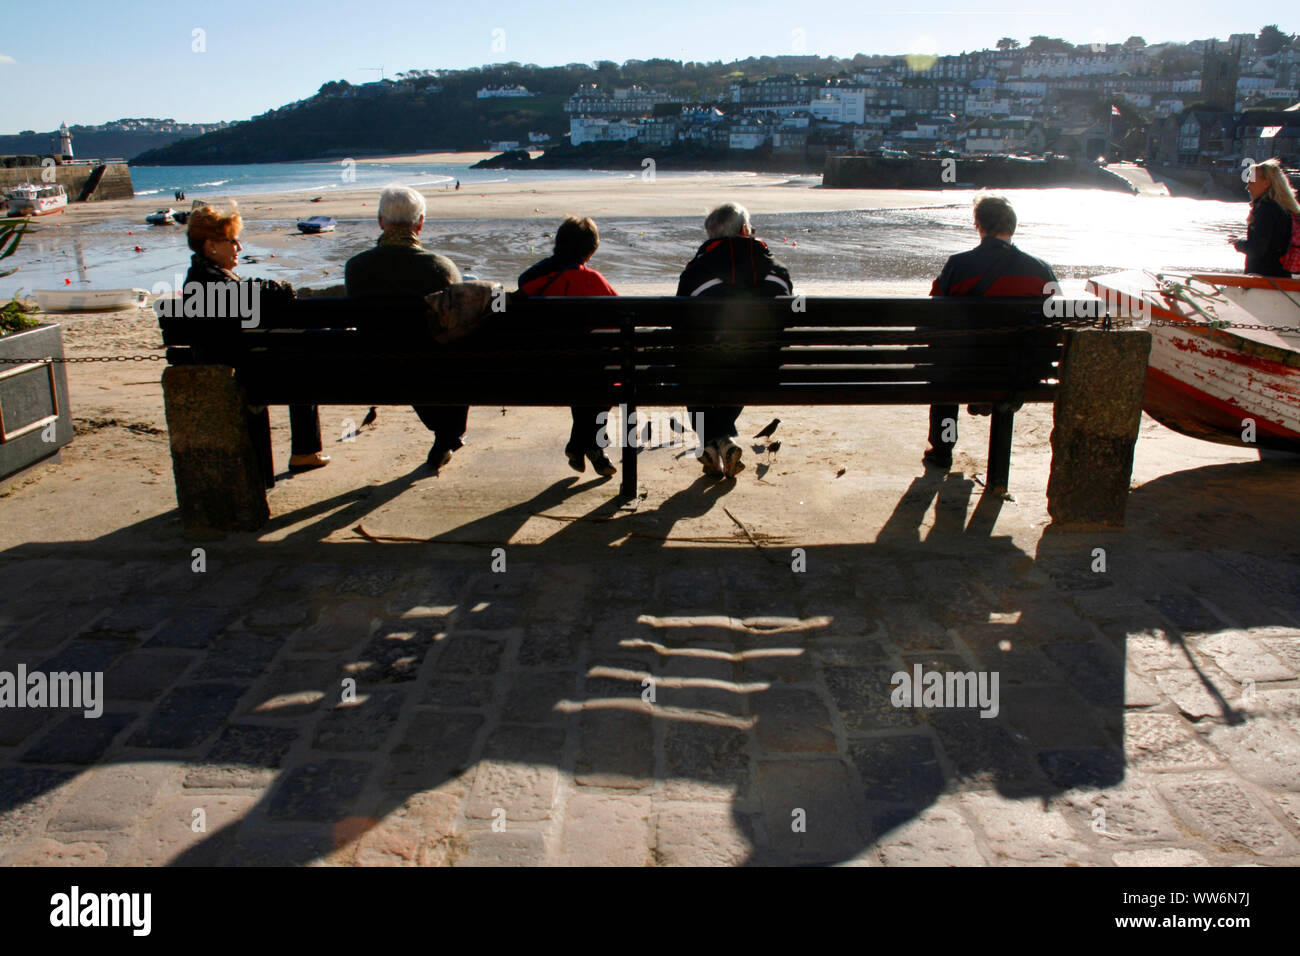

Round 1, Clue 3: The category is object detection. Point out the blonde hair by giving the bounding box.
[1252,159,1300,216]
[186,201,243,253]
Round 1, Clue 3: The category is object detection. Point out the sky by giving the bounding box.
[0,0,1295,132]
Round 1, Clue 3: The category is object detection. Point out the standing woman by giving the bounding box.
[184,203,330,475]
[1230,159,1298,277]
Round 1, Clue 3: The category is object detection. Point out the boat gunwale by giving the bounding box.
[1086,273,1300,369]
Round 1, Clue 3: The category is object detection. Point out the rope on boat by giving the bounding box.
[1261,275,1300,316]
[1148,271,1228,325]
[1143,271,1299,334]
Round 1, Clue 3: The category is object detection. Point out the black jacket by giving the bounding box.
[179,254,294,320]
[930,237,1058,297]
[674,235,791,377]
[1234,196,1293,277]
[676,236,792,298]
[183,253,238,287]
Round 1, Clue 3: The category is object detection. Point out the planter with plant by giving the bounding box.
[0,217,74,483]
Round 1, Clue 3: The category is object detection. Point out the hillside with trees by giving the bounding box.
[131,55,885,165]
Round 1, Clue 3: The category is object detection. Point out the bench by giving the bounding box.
[156,294,1152,534]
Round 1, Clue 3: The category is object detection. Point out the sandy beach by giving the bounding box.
[62,170,955,227]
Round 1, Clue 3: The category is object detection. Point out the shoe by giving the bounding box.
[718,437,745,477]
[922,448,952,470]
[586,450,617,477]
[289,452,330,473]
[967,404,994,417]
[427,445,454,475]
[700,441,725,477]
[566,451,586,473]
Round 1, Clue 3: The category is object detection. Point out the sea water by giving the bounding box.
[0,179,1249,299]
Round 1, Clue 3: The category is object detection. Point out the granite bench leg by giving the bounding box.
[1047,328,1152,529]
[161,365,271,534]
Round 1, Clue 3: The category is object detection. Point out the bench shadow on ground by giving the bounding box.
[2,456,1297,866]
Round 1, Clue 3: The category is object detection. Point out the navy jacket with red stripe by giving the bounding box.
[930,236,1058,298]
[676,236,792,298]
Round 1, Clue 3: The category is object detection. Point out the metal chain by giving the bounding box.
[1147,318,1297,333]
[0,355,165,364]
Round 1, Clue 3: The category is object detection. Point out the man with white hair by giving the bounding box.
[345,184,468,475]
[675,202,793,478]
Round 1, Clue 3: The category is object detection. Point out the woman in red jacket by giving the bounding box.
[517,217,619,476]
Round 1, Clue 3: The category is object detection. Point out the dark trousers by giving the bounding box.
[928,404,958,458]
[689,405,742,446]
[567,406,609,456]
[289,404,322,456]
[414,404,468,452]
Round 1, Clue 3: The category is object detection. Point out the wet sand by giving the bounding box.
[61,173,957,227]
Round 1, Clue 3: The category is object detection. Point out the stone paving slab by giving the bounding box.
[2,469,1300,866]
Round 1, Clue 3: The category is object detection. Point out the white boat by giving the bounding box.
[34,288,149,313]
[5,182,67,217]
[145,208,175,225]
[1088,270,1300,452]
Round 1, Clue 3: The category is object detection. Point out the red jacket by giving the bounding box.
[518,258,617,297]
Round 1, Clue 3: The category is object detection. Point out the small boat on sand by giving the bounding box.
[296,216,336,234]
[145,208,175,225]
[34,288,149,313]
[1088,270,1300,452]
[6,183,67,217]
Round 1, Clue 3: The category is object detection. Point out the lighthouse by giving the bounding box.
[58,122,73,159]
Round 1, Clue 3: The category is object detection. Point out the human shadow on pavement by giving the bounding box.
[1,458,1295,865]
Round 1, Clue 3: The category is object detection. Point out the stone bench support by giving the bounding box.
[1046,328,1152,529]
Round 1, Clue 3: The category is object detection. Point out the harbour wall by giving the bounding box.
[0,161,134,202]
[823,155,1135,192]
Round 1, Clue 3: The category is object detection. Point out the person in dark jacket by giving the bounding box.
[924,192,1058,470]
[518,216,619,477]
[345,185,467,475]
[1230,159,1297,277]
[676,202,793,478]
[183,203,328,476]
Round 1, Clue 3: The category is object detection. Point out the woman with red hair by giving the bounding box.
[185,203,329,475]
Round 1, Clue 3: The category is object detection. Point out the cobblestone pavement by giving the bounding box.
[2,469,1298,866]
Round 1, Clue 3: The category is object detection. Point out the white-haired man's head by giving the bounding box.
[378,184,426,232]
[704,202,753,239]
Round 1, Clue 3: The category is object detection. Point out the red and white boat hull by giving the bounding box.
[1088,271,1300,453]
[5,183,68,217]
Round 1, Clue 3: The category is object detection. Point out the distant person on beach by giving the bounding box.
[345,184,467,475]
[455,180,461,191]
[184,202,329,476]
[676,201,792,478]
[517,216,619,477]
[1229,159,1298,277]
[923,191,1057,471]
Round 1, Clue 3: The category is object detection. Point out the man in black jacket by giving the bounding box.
[676,202,793,478]
[345,185,467,475]
[924,193,1057,470]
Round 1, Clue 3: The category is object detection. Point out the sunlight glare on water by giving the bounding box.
[0,183,1252,298]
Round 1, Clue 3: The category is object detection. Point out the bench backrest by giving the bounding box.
[159,295,1079,406]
